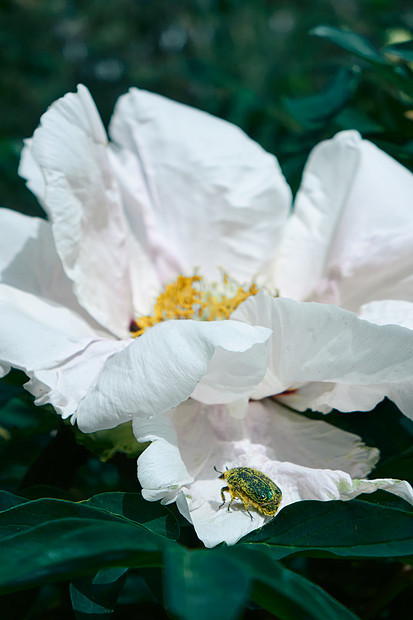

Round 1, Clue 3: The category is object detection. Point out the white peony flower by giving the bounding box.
[1,85,412,545]
[134,398,413,547]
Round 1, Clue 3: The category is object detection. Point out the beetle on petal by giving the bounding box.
[215,466,282,518]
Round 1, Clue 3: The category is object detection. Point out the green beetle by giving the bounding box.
[215,466,282,519]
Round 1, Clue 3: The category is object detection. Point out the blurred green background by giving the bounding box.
[1,0,413,218]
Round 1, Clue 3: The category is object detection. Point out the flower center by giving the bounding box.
[130,274,258,337]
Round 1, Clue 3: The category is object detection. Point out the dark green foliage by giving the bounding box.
[1,1,413,618]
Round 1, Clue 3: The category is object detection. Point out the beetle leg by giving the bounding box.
[246,507,254,520]
[242,502,254,520]
[232,483,255,520]
[227,494,236,512]
[219,486,230,509]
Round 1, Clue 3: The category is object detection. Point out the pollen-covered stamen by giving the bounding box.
[130,273,258,337]
[203,283,258,321]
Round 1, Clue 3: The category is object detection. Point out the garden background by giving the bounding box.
[0,1,413,618]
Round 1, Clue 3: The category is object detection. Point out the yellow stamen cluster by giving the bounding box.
[203,283,258,321]
[131,274,258,337]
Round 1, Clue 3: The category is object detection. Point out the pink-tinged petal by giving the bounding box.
[109,88,292,282]
[19,85,139,338]
[0,283,125,417]
[232,291,413,416]
[134,399,401,547]
[76,319,270,433]
[275,131,413,310]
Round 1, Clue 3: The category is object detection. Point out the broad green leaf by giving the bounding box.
[0,518,165,594]
[0,494,179,542]
[84,492,180,540]
[164,545,358,620]
[232,546,359,620]
[241,497,413,559]
[0,497,124,541]
[311,25,386,64]
[383,40,413,63]
[0,490,29,511]
[70,566,128,619]
[163,545,250,620]
[284,68,357,129]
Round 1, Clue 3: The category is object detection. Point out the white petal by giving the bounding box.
[20,85,137,337]
[29,338,128,419]
[109,88,292,282]
[0,283,98,367]
[107,145,179,293]
[134,399,405,548]
[0,208,95,320]
[275,131,413,310]
[18,139,46,206]
[0,283,125,417]
[134,415,193,503]
[246,400,379,476]
[233,291,413,416]
[359,299,413,329]
[76,319,270,433]
[191,338,271,405]
[338,477,413,505]
[0,363,10,378]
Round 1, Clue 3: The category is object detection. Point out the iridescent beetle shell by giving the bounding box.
[216,466,282,518]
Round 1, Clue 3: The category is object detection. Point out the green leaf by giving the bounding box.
[0,490,29,511]
[284,68,358,129]
[232,546,359,620]
[0,497,129,542]
[164,545,359,620]
[311,25,386,64]
[70,567,128,619]
[0,518,165,594]
[163,545,251,620]
[83,492,180,540]
[241,496,413,559]
[383,40,413,63]
[0,494,180,543]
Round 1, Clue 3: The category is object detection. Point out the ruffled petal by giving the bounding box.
[75,319,271,433]
[28,338,128,419]
[274,131,413,311]
[134,415,194,504]
[19,85,140,337]
[109,88,292,283]
[134,398,409,548]
[0,283,125,416]
[232,291,413,416]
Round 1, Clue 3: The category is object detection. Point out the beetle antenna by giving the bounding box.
[214,465,223,474]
